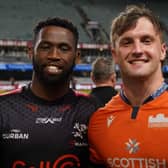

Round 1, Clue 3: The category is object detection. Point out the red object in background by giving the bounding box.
[0,84,22,96]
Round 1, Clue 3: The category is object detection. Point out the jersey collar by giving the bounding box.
[120,81,168,105]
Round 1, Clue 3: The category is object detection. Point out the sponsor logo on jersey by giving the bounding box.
[12,154,80,168]
[148,113,168,128]
[106,138,166,167]
[107,157,166,168]
[125,138,140,154]
[72,122,88,147]
[35,117,62,124]
[107,115,115,128]
[2,129,29,140]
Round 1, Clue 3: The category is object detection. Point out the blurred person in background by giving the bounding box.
[90,57,117,106]
[88,5,168,167]
[0,17,99,168]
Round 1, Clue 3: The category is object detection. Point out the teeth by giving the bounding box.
[48,66,58,70]
[47,66,59,72]
[130,60,146,64]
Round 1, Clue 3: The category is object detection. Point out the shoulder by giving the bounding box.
[68,90,100,120]
[88,94,123,124]
[150,90,168,106]
[74,90,101,108]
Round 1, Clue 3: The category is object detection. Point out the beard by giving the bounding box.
[32,57,75,86]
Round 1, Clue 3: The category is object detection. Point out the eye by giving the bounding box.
[59,44,71,52]
[120,38,132,47]
[38,42,52,51]
[143,39,151,44]
[142,36,153,45]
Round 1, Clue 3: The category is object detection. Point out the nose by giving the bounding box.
[132,41,143,56]
[48,47,61,60]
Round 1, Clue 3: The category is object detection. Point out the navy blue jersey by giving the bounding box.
[0,86,99,168]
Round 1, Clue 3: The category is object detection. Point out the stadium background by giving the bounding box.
[0,0,167,94]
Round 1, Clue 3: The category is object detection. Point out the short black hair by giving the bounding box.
[33,17,79,46]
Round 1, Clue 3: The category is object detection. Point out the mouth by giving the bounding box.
[45,65,62,74]
[128,59,149,64]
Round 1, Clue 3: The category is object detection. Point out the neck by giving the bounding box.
[95,81,115,88]
[95,84,113,87]
[122,76,164,106]
[31,77,70,101]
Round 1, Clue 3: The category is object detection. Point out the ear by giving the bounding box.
[75,49,81,64]
[111,48,118,64]
[160,42,167,61]
[90,71,94,81]
[27,46,34,61]
[110,73,116,86]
